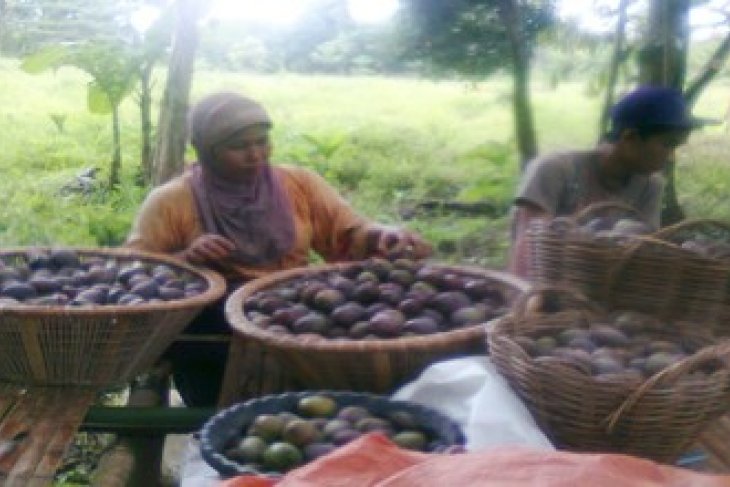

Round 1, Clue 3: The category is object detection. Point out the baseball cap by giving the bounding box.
[609,86,713,136]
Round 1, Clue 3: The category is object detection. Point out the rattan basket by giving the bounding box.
[225,262,528,395]
[487,287,730,463]
[528,201,643,286]
[653,219,730,334]
[529,206,730,327]
[0,247,226,387]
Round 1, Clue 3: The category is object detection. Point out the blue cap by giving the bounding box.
[609,86,708,136]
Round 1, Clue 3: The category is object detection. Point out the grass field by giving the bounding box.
[1,57,729,268]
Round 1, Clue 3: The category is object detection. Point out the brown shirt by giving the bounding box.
[126,164,379,281]
[515,150,664,229]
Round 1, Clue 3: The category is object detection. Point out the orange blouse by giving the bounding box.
[125,164,381,282]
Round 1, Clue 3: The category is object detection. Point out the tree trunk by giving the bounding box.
[497,0,538,170]
[639,0,690,226]
[599,0,630,139]
[109,105,122,187]
[684,30,730,106]
[139,63,154,185]
[152,0,202,186]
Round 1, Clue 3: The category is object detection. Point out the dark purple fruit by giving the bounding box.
[366,257,394,279]
[331,428,361,446]
[430,291,472,315]
[312,288,346,312]
[130,280,159,299]
[352,281,380,304]
[1,281,36,300]
[398,297,425,317]
[378,282,404,306]
[403,317,440,335]
[29,275,61,293]
[328,275,355,299]
[388,269,415,287]
[27,251,52,270]
[49,248,80,268]
[415,267,445,289]
[369,309,406,337]
[292,312,330,335]
[331,302,367,326]
[365,302,390,318]
[336,406,371,424]
[463,279,501,301]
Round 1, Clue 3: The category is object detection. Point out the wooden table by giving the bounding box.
[0,384,96,487]
[1,380,730,486]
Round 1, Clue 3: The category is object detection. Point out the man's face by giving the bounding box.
[210,124,271,180]
[620,128,689,175]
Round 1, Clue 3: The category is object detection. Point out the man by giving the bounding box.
[509,85,707,278]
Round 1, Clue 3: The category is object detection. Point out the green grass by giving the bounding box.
[1,57,730,269]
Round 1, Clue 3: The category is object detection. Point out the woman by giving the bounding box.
[126,91,431,406]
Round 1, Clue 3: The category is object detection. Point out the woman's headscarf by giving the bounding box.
[187,92,296,266]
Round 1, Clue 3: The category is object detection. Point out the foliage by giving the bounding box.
[395,0,556,78]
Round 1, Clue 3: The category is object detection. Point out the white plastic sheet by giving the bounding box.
[392,355,554,451]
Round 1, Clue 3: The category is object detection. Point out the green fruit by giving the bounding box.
[392,431,427,451]
[262,442,303,472]
[298,395,337,418]
[249,414,286,442]
[234,436,267,463]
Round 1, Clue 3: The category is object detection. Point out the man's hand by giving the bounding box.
[181,234,236,265]
[376,227,433,260]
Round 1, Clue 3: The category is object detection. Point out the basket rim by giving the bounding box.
[224,261,529,352]
[0,246,227,316]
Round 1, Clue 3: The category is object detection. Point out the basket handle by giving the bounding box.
[653,218,730,241]
[600,234,684,309]
[572,201,642,225]
[604,341,730,433]
[511,285,601,324]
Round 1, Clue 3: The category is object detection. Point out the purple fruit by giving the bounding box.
[369,309,406,337]
[2,281,36,300]
[403,317,440,335]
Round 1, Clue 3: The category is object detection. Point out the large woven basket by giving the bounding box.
[225,262,528,395]
[0,247,226,387]
[487,287,730,463]
[529,205,730,327]
[653,219,730,335]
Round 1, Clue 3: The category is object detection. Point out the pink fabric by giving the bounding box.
[220,433,730,487]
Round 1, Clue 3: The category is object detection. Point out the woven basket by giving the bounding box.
[529,205,730,327]
[653,219,730,334]
[225,262,528,395]
[0,247,226,387]
[528,201,643,285]
[487,287,730,463]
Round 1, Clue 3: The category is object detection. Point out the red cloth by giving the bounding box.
[220,433,730,487]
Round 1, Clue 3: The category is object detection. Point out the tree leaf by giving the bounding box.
[20,46,69,74]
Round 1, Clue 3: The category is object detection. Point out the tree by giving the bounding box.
[152,0,206,185]
[396,0,554,166]
[21,42,139,187]
[638,0,730,224]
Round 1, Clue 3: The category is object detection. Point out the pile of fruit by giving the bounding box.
[546,215,652,240]
[221,393,461,474]
[0,248,208,306]
[243,257,510,339]
[513,310,717,381]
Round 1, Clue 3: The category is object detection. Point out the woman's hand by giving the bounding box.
[180,234,236,265]
[376,227,433,260]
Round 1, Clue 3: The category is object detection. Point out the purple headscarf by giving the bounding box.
[188,92,295,266]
